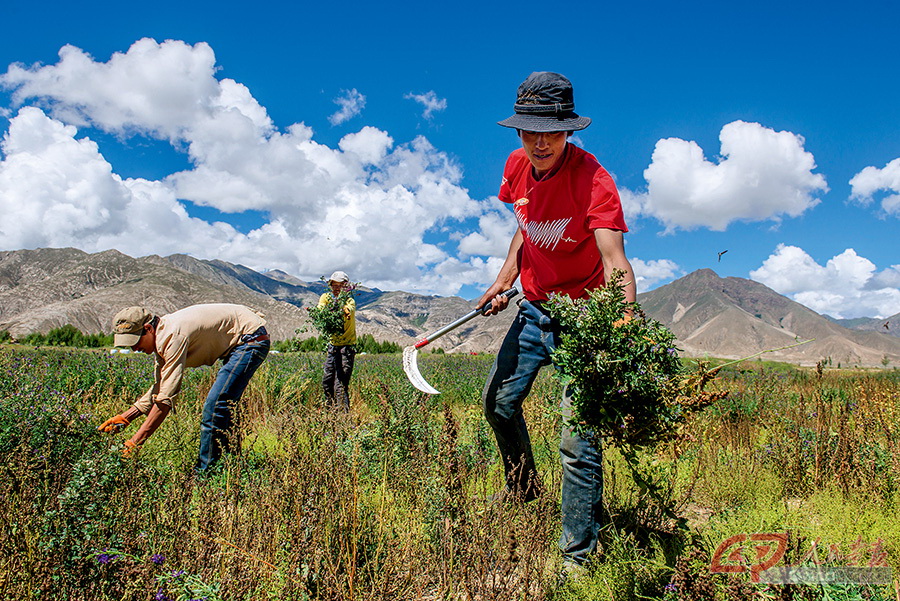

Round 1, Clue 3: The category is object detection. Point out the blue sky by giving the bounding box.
[1,0,899,318]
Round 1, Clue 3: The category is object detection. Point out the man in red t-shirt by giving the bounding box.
[478,71,636,573]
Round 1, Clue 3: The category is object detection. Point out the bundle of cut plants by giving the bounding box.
[307,281,356,337]
[545,270,726,450]
[308,304,345,337]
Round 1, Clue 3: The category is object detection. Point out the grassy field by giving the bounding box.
[1,347,898,600]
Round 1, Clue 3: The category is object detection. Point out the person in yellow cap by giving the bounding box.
[316,271,357,410]
[97,303,270,471]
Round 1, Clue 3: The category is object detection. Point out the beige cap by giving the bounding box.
[113,306,153,347]
[328,270,349,283]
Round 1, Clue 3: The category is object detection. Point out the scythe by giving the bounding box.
[402,287,519,394]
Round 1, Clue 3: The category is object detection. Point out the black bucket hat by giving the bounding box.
[498,71,591,133]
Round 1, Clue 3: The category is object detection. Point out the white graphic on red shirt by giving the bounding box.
[515,204,572,250]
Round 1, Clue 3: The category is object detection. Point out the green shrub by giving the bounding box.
[356,333,401,354]
[19,325,114,348]
[546,270,688,448]
[273,335,328,353]
[274,333,401,354]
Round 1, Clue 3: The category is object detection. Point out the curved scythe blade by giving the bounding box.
[400,287,518,395]
[403,346,440,395]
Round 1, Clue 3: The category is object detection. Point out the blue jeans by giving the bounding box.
[195,328,270,471]
[483,301,603,565]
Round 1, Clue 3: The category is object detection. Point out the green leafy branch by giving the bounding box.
[305,279,358,338]
[547,270,817,451]
[546,269,720,450]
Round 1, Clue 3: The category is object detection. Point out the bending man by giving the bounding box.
[98,303,270,471]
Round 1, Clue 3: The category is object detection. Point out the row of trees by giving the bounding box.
[0,327,410,355]
[0,325,114,348]
[273,333,402,354]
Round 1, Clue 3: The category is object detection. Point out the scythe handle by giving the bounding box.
[413,287,518,349]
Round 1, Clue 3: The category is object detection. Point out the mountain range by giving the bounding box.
[637,269,900,367]
[2,248,899,367]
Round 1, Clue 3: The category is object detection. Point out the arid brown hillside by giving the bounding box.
[832,312,900,339]
[0,248,308,340]
[638,269,900,367]
[0,248,515,351]
[149,253,515,351]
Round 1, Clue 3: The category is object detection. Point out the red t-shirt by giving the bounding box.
[498,144,628,301]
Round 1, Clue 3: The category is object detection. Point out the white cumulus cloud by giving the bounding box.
[633,121,828,232]
[328,88,366,126]
[2,39,262,141]
[750,244,900,319]
[631,258,681,291]
[871,266,900,289]
[456,206,518,258]
[0,39,509,296]
[617,187,646,224]
[849,157,900,216]
[0,107,244,257]
[404,91,447,120]
[338,126,393,165]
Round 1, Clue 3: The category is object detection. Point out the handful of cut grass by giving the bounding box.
[307,280,357,338]
[307,303,346,337]
[546,270,725,449]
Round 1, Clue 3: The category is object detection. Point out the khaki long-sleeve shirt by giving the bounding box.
[133,304,266,414]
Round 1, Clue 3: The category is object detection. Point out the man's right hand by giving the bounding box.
[122,439,139,457]
[478,282,515,316]
[98,407,141,433]
[98,414,131,433]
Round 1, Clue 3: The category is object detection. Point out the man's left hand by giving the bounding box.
[122,440,138,457]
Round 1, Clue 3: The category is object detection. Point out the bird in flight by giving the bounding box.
[884,321,891,330]
[717,250,728,262]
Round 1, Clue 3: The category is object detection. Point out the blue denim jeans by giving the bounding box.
[483,300,603,565]
[195,328,270,471]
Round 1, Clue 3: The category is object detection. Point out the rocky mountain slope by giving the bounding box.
[0,248,309,340]
[638,269,900,366]
[2,249,899,365]
[148,253,515,351]
[831,313,899,338]
[0,248,514,351]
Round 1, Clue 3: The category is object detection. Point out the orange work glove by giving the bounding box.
[612,314,633,328]
[122,440,138,458]
[98,414,131,433]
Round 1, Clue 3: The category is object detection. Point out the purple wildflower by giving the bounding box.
[665,582,677,592]
[97,553,116,564]
[150,553,165,565]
